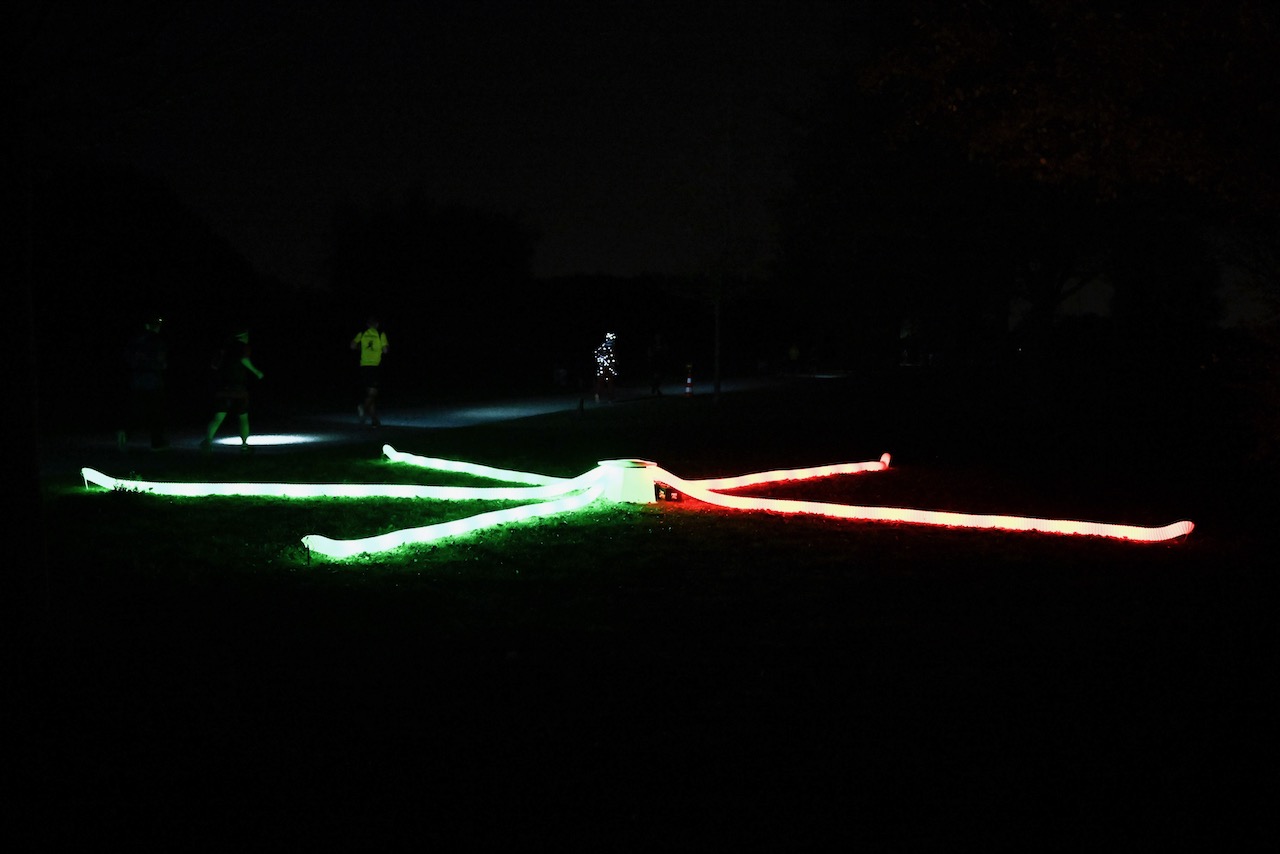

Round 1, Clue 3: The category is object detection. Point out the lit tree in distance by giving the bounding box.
[80,446,1195,560]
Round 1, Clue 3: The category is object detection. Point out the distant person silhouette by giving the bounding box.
[594,331,617,403]
[351,315,389,427]
[201,327,265,453]
[116,315,169,451]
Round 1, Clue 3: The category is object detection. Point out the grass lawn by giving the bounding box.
[17,370,1271,848]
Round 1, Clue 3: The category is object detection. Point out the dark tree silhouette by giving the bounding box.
[777,0,1278,371]
[858,0,1280,212]
[27,156,262,429]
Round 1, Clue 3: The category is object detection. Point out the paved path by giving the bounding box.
[328,375,789,429]
[43,376,795,484]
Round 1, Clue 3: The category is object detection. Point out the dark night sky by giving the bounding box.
[54,2,866,286]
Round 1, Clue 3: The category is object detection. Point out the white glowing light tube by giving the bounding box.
[81,457,609,560]
[80,467,590,500]
[301,484,605,559]
[381,445,571,486]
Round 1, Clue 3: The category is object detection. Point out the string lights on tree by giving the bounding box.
[594,331,617,403]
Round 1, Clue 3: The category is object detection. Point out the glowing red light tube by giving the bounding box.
[659,471,1194,543]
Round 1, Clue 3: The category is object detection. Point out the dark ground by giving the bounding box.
[12,367,1274,849]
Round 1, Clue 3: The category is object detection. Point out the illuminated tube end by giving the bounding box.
[1116,519,1194,542]
[81,467,115,490]
[880,453,891,468]
[301,534,353,560]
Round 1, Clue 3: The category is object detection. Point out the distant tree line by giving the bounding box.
[772,0,1279,379]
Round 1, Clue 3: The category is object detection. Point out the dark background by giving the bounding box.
[9,1,1276,450]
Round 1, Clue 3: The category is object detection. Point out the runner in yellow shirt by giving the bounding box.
[350,315,389,427]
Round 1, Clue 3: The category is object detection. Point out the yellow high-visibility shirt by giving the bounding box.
[353,329,389,366]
